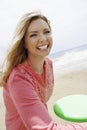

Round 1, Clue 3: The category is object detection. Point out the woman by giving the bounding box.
[0,11,87,130]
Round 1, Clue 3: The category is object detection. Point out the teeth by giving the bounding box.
[38,45,48,50]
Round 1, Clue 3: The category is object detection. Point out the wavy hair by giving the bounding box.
[0,11,51,86]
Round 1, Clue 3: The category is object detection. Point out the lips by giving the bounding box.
[37,45,48,50]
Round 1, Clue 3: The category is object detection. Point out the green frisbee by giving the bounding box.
[53,94,87,122]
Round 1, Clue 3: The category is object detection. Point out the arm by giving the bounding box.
[9,72,87,130]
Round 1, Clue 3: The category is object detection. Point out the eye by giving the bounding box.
[44,30,51,34]
[30,34,37,37]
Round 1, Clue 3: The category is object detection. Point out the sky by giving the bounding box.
[0,0,87,64]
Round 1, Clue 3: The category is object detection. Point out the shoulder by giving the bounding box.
[45,57,53,65]
[7,64,32,85]
[10,65,26,77]
[45,57,53,69]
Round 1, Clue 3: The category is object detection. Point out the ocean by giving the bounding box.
[49,44,87,75]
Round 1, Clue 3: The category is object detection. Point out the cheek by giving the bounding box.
[48,34,53,43]
[50,37,53,45]
[28,38,38,45]
[26,41,36,52]
[25,39,33,49]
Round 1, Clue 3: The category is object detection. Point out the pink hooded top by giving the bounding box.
[3,58,87,130]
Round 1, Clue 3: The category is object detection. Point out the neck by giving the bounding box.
[28,56,45,75]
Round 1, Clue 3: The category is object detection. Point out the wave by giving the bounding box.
[53,50,87,75]
[49,43,87,59]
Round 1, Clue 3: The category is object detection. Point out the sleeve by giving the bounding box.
[9,71,87,130]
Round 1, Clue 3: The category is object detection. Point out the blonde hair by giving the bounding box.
[0,11,51,87]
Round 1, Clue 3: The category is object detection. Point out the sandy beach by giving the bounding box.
[0,65,87,129]
[47,68,87,125]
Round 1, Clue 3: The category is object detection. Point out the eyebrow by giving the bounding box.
[28,28,50,34]
[28,31,38,34]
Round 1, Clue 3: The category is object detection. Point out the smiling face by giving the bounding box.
[25,18,53,59]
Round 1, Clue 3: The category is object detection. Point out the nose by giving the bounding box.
[39,34,46,42]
